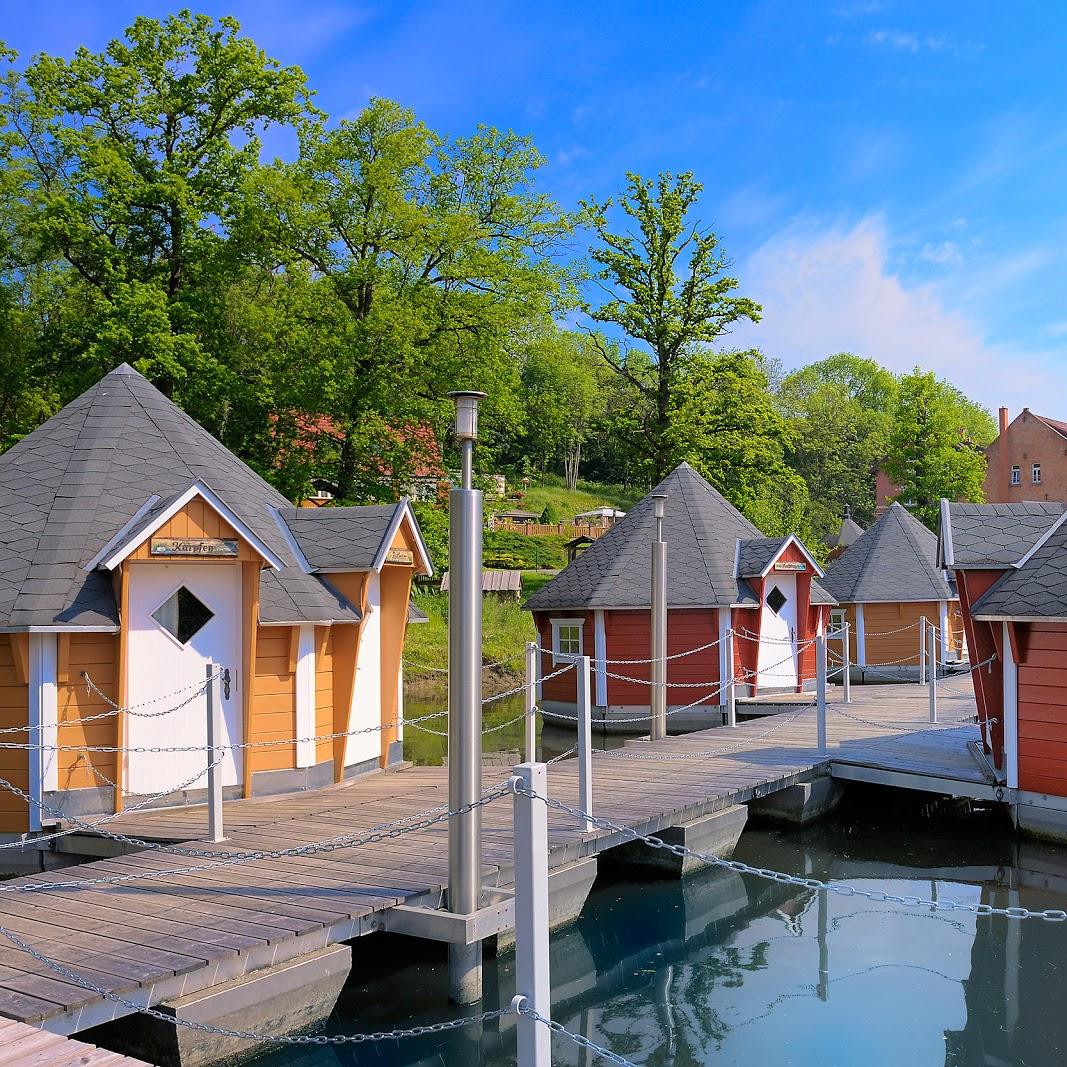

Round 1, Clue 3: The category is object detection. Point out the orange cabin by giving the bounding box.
[0,364,432,837]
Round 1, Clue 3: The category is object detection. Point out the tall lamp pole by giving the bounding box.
[447,389,487,1005]
[650,493,667,741]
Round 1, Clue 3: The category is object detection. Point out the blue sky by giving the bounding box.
[3,0,1066,414]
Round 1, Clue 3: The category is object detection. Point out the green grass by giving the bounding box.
[483,531,569,570]
[501,472,639,522]
[405,589,537,675]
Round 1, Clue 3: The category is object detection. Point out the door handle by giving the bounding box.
[223,668,232,701]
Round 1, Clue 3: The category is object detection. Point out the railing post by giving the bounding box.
[725,629,737,727]
[576,654,593,832]
[842,621,852,705]
[524,641,538,763]
[928,623,938,723]
[650,493,668,742]
[816,633,827,754]
[206,663,225,843]
[512,762,551,1067]
[919,616,927,685]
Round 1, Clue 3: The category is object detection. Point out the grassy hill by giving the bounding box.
[505,473,640,520]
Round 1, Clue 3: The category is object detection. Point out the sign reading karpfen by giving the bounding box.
[385,547,415,565]
[773,560,806,572]
[150,537,239,558]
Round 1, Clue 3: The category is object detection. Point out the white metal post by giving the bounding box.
[650,495,668,741]
[919,616,927,685]
[816,633,827,754]
[842,621,852,704]
[524,641,538,763]
[512,762,551,1067]
[928,623,938,723]
[725,629,737,727]
[576,654,593,832]
[206,663,225,843]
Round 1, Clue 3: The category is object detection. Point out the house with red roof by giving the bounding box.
[984,407,1067,504]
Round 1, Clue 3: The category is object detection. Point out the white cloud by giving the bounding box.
[919,240,962,265]
[728,216,1062,412]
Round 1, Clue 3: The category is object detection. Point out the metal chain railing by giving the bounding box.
[514,998,640,1067]
[513,786,1067,922]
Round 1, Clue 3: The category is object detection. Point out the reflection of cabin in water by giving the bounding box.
[0,364,432,836]
[525,463,835,725]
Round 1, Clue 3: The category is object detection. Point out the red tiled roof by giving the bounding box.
[1033,413,1067,440]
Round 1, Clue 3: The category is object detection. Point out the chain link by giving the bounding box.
[514,998,640,1066]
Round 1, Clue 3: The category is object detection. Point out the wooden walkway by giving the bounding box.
[0,680,991,1037]
[0,1017,149,1064]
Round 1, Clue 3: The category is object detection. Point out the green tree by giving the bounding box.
[0,12,315,428]
[883,369,991,527]
[777,353,898,529]
[665,350,808,531]
[581,171,761,481]
[242,98,572,500]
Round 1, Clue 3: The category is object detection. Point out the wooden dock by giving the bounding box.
[0,1017,150,1064]
[0,680,992,1038]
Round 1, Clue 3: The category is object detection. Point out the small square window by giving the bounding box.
[152,586,214,645]
[1033,463,1042,484]
[551,620,583,663]
[1010,465,1021,485]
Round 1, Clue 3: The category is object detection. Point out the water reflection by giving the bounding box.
[257,750,1067,1065]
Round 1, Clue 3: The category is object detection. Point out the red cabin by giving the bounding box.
[524,464,834,729]
[940,498,1067,840]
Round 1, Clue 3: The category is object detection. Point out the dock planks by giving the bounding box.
[0,680,989,1036]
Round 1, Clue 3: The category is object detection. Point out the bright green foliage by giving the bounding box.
[243,98,573,500]
[778,353,898,529]
[582,171,761,481]
[0,12,315,427]
[665,350,807,530]
[539,502,560,524]
[883,369,992,528]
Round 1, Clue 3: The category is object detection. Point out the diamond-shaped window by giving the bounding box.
[152,587,214,645]
[766,586,787,615]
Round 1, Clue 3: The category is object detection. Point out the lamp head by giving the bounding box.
[447,390,487,442]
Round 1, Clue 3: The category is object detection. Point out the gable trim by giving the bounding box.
[939,498,954,568]
[99,482,286,572]
[1012,508,1067,570]
[270,506,314,574]
[84,494,162,572]
[372,498,433,577]
[757,535,825,579]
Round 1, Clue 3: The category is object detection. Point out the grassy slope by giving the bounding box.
[505,474,639,520]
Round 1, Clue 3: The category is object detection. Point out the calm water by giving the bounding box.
[248,775,1067,1067]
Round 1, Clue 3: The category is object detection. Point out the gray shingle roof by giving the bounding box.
[971,516,1067,619]
[0,364,371,628]
[941,501,1065,568]
[736,537,788,577]
[277,505,401,572]
[824,513,864,549]
[524,463,833,610]
[821,503,954,604]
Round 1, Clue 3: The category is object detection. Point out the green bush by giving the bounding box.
[483,530,568,569]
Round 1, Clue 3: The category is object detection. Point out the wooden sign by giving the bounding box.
[773,561,806,572]
[150,537,239,558]
[385,548,414,565]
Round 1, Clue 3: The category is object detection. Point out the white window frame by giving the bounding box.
[1010,465,1021,485]
[550,618,584,665]
[1033,463,1042,484]
[828,608,846,636]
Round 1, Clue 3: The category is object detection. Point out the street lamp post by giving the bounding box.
[447,389,486,1005]
[650,493,667,741]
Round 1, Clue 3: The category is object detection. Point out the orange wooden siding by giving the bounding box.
[250,626,296,773]
[57,634,120,792]
[833,600,963,667]
[1017,622,1067,796]
[0,636,28,831]
[124,498,261,563]
[315,626,334,765]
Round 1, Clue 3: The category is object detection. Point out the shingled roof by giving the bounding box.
[821,503,954,604]
[971,514,1067,620]
[524,463,833,611]
[823,511,864,550]
[939,501,1066,569]
[0,365,427,630]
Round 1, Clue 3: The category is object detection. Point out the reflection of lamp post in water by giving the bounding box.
[447,390,486,1005]
[817,888,829,1002]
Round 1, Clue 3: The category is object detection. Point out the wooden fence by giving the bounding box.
[493,521,610,539]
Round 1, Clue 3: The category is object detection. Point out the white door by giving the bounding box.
[757,574,799,689]
[126,563,242,796]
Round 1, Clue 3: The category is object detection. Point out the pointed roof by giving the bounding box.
[821,503,953,604]
[823,510,864,550]
[524,463,833,611]
[0,364,425,630]
[971,513,1067,620]
[938,500,1066,569]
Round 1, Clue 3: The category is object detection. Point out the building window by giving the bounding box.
[766,586,788,615]
[1033,463,1042,484]
[1010,465,1021,485]
[551,619,584,664]
[152,586,214,645]
[829,609,845,635]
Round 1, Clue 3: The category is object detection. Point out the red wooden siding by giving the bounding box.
[956,568,1006,768]
[1017,622,1067,795]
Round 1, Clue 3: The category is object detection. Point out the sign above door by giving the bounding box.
[773,561,806,572]
[150,537,239,558]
